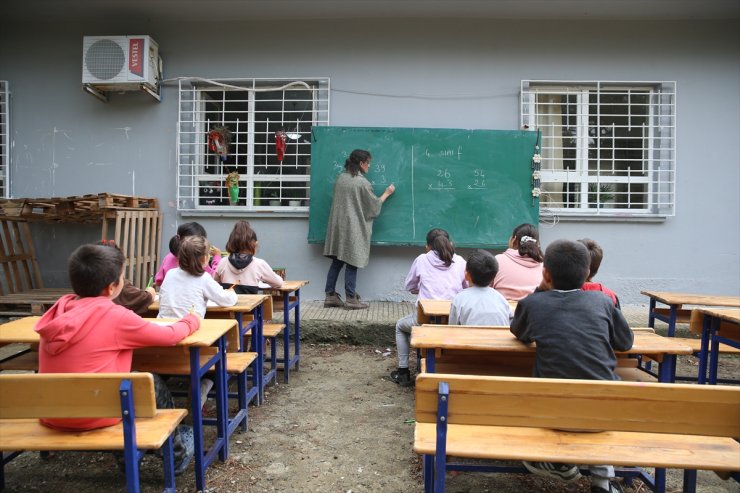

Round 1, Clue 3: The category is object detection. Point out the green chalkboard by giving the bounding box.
[308,126,539,248]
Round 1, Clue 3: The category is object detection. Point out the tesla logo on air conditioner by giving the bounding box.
[129,38,143,77]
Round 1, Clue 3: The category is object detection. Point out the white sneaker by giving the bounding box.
[200,378,214,409]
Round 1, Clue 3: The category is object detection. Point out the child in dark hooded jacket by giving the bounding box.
[213,220,283,294]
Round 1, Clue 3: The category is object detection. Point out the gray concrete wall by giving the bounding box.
[1,18,738,303]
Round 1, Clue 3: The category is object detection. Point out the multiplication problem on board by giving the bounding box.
[467,168,487,190]
[428,168,456,191]
[368,162,388,186]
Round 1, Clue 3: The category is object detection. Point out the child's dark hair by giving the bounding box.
[578,238,604,280]
[426,228,455,267]
[178,235,209,276]
[466,249,499,286]
[68,244,125,297]
[344,149,371,177]
[225,220,258,255]
[168,222,208,255]
[511,223,543,263]
[543,239,590,290]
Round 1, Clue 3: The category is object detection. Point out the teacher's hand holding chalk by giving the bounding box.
[380,183,395,203]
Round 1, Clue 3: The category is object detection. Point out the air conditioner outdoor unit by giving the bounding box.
[82,35,162,101]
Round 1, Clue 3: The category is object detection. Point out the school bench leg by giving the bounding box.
[422,455,434,493]
[161,435,176,493]
[654,467,666,493]
[682,469,697,493]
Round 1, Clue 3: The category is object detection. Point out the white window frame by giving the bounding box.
[0,81,9,198]
[176,77,329,214]
[521,80,676,218]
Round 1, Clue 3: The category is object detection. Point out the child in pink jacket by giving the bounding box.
[492,223,544,300]
[35,243,199,474]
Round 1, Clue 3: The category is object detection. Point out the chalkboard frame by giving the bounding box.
[308,126,540,249]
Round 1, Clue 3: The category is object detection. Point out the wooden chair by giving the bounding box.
[0,372,186,493]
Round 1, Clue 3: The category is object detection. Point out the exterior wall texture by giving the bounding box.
[1,18,738,303]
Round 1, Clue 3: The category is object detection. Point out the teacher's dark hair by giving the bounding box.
[426,228,455,267]
[345,149,371,177]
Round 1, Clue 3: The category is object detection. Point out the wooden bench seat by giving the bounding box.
[415,374,740,493]
[0,372,185,492]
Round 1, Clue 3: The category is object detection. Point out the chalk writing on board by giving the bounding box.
[428,167,455,190]
[467,168,487,190]
[424,146,463,160]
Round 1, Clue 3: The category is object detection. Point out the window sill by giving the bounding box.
[540,212,668,223]
[179,209,309,219]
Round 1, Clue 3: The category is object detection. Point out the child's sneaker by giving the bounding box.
[390,369,413,387]
[173,424,195,476]
[522,461,582,482]
[591,482,624,493]
[200,378,214,409]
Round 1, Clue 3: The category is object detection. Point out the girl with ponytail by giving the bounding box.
[491,223,544,300]
[390,228,467,386]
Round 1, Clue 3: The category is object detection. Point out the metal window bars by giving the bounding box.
[177,78,330,212]
[521,81,676,217]
[0,81,9,199]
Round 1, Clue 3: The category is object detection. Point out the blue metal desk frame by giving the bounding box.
[188,334,229,493]
[697,310,740,385]
[273,282,307,383]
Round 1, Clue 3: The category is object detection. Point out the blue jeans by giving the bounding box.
[324,257,358,298]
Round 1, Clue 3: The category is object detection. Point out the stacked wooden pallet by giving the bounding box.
[0,193,159,223]
[0,193,162,316]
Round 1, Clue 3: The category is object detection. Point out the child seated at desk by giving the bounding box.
[578,238,620,308]
[391,228,467,387]
[98,240,156,315]
[158,235,238,318]
[510,239,633,493]
[214,220,284,294]
[491,223,544,301]
[34,243,200,475]
[449,249,511,326]
[154,221,221,286]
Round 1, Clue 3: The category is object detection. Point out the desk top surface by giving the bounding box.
[418,298,517,315]
[693,308,740,324]
[0,316,236,347]
[266,280,309,292]
[410,325,693,355]
[641,291,740,307]
[148,294,269,313]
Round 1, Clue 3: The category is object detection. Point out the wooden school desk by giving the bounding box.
[641,290,740,337]
[691,308,740,385]
[148,294,271,402]
[0,316,237,493]
[416,299,518,324]
[410,325,693,383]
[263,280,309,383]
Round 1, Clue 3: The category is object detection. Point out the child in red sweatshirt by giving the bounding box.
[35,243,200,474]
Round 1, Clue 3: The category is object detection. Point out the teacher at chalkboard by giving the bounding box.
[323,149,395,310]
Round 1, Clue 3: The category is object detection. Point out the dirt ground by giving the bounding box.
[2,343,739,493]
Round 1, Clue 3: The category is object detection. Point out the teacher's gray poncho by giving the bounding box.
[323,171,383,268]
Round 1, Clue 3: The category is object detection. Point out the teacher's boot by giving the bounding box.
[324,291,345,308]
[344,295,369,310]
